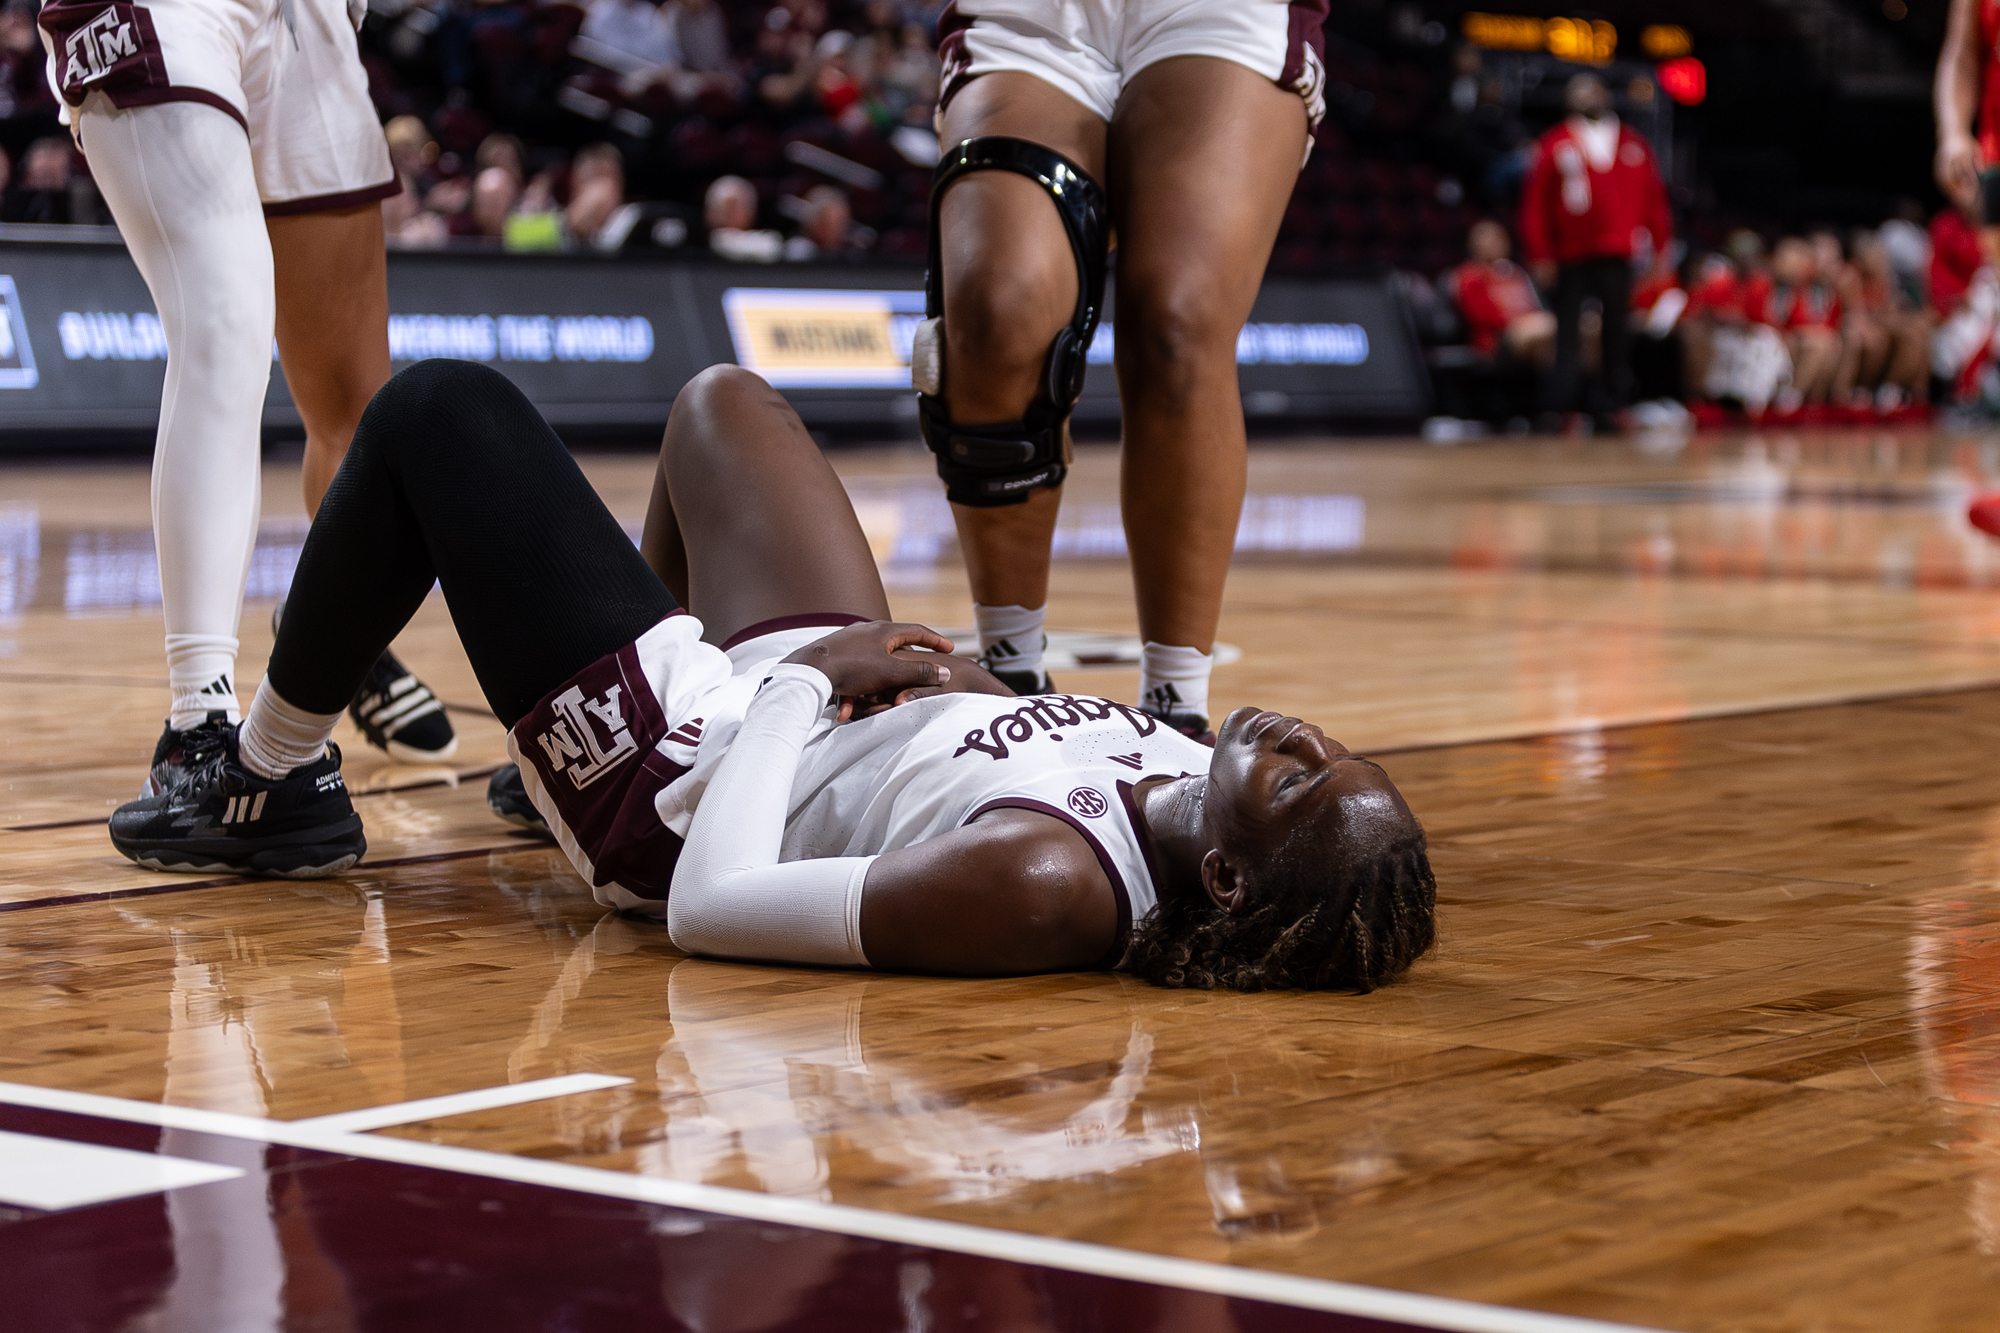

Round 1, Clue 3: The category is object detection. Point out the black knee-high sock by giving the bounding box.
[268,360,679,729]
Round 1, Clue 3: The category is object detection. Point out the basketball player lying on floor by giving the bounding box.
[109,361,1436,992]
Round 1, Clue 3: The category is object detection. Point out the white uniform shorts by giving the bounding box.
[37,0,395,213]
[508,611,868,915]
[938,0,1327,137]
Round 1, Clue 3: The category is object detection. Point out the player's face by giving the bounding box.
[1201,706,1391,855]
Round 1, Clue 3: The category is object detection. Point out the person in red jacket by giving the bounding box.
[1517,73,1672,422]
[1448,219,1554,365]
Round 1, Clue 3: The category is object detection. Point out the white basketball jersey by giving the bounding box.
[658,688,1213,952]
[790,691,1212,950]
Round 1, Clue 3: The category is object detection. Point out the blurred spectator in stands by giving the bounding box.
[1684,234,1789,413]
[789,183,871,258]
[812,29,870,130]
[755,8,820,115]
[566,143,626,245]
[1929,201,1995,402]
[3,137,78,223]
[1629,250,1687,403]
[1808,230,1851,295]
[1517,73,1671,425]
[477,133,527,187]
[420,173,473,224]
[1680,250,1743,400]
[1931,202,1983,316]
[1839,228,1931,408]
[382,115,441,235]
[1762,236,1840,410]
[0,0,56,125]
[706,173,785,261]
[880,19,943,121]
[706,174,758,232]
[581,0,678,67]
[664,0,731,72]
[1879,200,1932,305]
[1447,220,1553,367]
[471,164,522,240]
[851,0,932,122]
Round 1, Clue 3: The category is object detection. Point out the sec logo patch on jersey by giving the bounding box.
[1068,787,1108,818]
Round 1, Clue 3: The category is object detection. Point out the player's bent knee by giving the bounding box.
[361,360,522,455]
[664,365,777,449]
[1116,286,1241,401]
[944,259,1074,375]
[918,138,1109,508]
[661,364,791,481]
[675,363,769,414]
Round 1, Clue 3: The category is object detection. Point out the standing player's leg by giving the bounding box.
[269,204,392,514]
[255,0,457,764]
[77,100,274,789]
[111,360,680,874]
[929,73,1107,692]
[1105,55,1307,734]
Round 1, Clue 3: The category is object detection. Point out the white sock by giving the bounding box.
[1139,642,1212,720]
[167,633,240,729]
[973,603,1047,676]
[239,678,342,780]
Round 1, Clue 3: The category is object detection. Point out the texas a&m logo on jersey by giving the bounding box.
[40,1,168,106]
[536,684,639,790]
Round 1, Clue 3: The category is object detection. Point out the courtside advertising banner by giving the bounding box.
[0,236,1429,438]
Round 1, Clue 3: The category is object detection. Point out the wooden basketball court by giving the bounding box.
[5,429,2000,1331]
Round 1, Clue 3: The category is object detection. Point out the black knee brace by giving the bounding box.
[914,137,1109,507]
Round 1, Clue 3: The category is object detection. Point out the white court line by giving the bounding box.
[291,1073,631,1133]
[0,1128,243,1210]
[0,1080,1670,1333]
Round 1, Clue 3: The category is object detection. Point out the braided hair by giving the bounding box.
[1124,822,1437,993]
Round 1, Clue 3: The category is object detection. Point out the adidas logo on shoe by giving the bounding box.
[218,791,268,824]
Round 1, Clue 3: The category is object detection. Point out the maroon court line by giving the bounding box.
[0,842,545,915]
[0,764,510,834]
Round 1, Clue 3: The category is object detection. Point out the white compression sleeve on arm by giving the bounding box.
[667,663,875,967]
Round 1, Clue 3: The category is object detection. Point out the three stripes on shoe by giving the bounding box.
[356,674,445,736]
[220,791,268,824]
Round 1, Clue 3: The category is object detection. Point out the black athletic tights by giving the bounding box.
[268,360,680,729]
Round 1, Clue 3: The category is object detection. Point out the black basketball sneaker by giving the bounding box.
[486,763,551,836]
[110,730,366,878]
[140,710,236,797]
[349,648,458,763]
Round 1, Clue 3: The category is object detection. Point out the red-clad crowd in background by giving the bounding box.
[1442,202,1965,429]
[1432,69,1961,431]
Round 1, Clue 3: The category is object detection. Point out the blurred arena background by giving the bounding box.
[0,0,1975,443]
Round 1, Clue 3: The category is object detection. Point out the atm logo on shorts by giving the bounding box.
[536,684,639,790]
[43,1,166,105]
